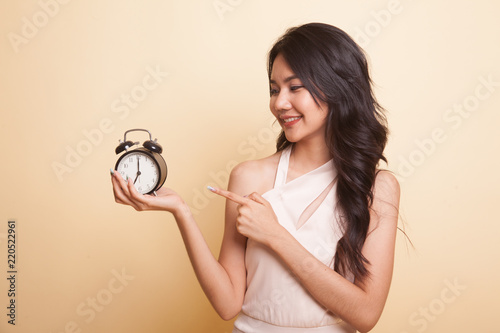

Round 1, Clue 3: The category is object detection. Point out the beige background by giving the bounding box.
[1,0,499,332]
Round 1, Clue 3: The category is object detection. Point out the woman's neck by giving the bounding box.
[289,140,331,175]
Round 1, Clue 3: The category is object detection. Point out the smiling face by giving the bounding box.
[269,54,329,146]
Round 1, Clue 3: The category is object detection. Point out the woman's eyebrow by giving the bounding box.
[269,75,300,85]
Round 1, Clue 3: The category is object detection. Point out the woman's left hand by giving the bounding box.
[209,187,283,246]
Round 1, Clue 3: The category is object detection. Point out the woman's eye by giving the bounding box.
[290,85,303,91]
[270,88,279,96]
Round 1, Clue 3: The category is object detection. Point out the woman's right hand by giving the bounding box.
[111,169,187,216]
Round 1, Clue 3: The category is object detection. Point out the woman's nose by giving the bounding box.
[273,91,292,111]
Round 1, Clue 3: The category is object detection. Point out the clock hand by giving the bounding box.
[134,156,142,184]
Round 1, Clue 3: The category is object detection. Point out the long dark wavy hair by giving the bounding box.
[268,23,388,282]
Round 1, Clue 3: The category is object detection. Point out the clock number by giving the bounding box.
[123,163,128,168]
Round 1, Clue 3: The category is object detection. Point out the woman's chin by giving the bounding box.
[283,134,298,143]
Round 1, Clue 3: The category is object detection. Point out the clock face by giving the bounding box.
[116,151,160,194]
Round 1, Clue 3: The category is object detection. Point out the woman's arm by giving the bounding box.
[212,170,400,332]
[110,169,248,320]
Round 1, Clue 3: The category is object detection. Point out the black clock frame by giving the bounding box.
[115,147,167,195]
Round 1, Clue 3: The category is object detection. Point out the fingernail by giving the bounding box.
[110,168,115,175]
[207,186,216,192]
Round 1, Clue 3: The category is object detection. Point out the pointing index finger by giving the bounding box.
[208,186,248,205]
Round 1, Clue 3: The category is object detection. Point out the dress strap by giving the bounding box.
[273,145,292,188]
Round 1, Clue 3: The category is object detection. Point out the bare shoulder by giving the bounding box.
[373,170,400,200]
[228,153,281,196]
[370,170,400,228]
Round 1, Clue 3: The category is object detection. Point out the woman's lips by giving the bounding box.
[281,116,302,127]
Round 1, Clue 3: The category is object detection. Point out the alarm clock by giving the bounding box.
[114,128,167,195]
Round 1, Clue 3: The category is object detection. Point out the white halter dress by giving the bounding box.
[233,146,355,333]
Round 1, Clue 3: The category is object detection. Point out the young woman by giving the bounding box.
[111,23,400,333]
